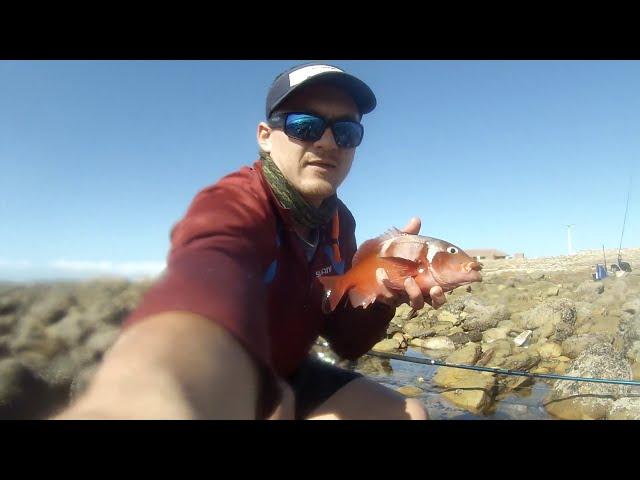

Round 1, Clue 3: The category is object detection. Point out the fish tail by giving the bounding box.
[318,274,348,314]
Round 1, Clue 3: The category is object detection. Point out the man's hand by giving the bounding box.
[375,217,447,311]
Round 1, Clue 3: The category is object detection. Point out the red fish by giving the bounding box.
[319,228,483,314]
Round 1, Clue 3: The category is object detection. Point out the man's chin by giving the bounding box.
[299,180,337,205]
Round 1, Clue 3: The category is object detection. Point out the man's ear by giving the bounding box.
[257,122,272,153]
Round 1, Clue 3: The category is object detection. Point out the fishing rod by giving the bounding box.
[617,175,632,259]
[365,350,640,387]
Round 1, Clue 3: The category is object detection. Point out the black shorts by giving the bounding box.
[286,356,363,420]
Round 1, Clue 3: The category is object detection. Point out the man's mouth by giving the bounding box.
[307,161,336,169]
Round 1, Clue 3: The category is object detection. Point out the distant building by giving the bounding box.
[465,249,509,260]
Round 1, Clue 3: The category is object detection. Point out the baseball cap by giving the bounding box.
[265,63,377,119]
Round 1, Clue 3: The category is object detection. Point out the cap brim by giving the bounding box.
[269,71,377,117]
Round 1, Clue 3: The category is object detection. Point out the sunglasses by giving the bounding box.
[267,112,364,149]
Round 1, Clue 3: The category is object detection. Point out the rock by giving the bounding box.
[420,337,455,351]
[0,358,60,419]
[575,280,605,297]
[0,314,18,335]
[437,311,461,326]
[624,341,640,364]
[392,332,406,344]
[396,386,423,397]
[70,364,99,399]
[608,398,640,420]
[467,330,483,342]
[355,356,392,376]
[24,286,76,326]
[520,298,576,343]
[84,327,120,359]
[545,343,633,420]
[448,332,471,345]
[403,322,433,339]
[513,330,533,347]
[445,343,482,365]
[632,363,640,381]
[561,334,612,359]
[535,342,563,360]
[545,286,560,297]
[482,327,510,344]
[477,339,513,367]
[446,296,510,332]
[435,370,496,414]
[372,338,400,352]
[500,349,540,371]
[45,308,95,347]
[432,323,454,336]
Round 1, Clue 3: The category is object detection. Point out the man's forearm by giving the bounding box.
[52,312,260,420]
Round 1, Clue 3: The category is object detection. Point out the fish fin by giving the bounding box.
[405,308,418,321]
[379,237,428,263]
[318,275,347,314]
[352,228,406,267]
[348,286,378,309]
[383,257,422,285]
[352,238,382,267]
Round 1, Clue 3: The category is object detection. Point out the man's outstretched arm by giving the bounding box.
[53,312,260,420]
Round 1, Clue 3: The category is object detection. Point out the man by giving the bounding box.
[55,63,446,420]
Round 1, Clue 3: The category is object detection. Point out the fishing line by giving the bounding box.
[365,350,640,387]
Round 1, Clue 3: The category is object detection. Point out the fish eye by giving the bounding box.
[447,247,458,254]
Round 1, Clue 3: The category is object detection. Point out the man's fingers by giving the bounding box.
[404,277,424,311]
[376,268,396,300]
[429,285,446,309]
[400,217,421,235]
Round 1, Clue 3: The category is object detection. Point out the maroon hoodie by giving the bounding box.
[122,160,396,417]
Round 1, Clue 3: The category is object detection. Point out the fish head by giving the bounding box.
[426,239,483,288]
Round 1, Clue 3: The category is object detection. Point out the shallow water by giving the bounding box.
[358,348,555,420]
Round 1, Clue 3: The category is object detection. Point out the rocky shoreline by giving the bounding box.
[1,247,639,419]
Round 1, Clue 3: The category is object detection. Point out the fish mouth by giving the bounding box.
[429,263,483,287]
[464,261,483,273]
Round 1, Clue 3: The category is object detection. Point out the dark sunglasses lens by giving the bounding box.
[332,121,364,148]
[285,114,325,141]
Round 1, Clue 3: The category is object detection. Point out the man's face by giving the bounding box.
[258,83,361,207]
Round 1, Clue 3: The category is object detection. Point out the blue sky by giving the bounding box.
[1,60,638,281]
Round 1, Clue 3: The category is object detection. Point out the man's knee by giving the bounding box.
[405,398,429,420]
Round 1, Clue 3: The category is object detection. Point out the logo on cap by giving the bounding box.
[288,65,343,87]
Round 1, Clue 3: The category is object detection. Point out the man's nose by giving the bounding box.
[314,126,338,148]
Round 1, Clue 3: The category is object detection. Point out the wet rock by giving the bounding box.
[445,343,482,365]
[372,338,400,352]
[420,337,455,351]
[500,349,540,371]
[437,370,496,414]
[396,386,423,397]
[355,356,392,376]
[477,339,513,367]
[403,322,433,339]
[545,343,633,420]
